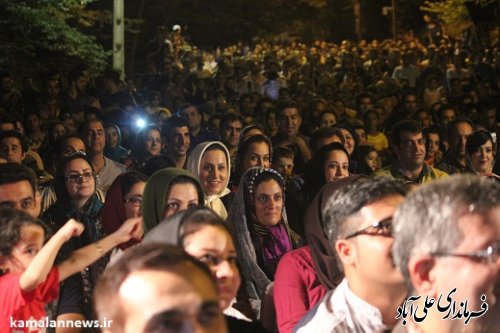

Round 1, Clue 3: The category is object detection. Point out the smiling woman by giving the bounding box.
[187,141,232,219]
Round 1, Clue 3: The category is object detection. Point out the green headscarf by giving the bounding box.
[142,167,204,233]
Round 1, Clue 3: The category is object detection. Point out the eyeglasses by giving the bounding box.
[344,217,392,240]
[65,172,95,183]
[431,242,500,266]
[62,147,86,157]
[123,195,143,207]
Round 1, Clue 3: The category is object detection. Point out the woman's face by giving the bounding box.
[364,151,379,171]
[339,128,355,155]
[199,149,228,195]
[52,124,66,140]
[427,133,440,155]
[64,158,95,201]
[254,179,283,227]
[266,113,277,131]
[319,113,337,128]
[124,181,146,219]
[105,127,119,149]
[242,142,270,172]
[144,129,162,157]
[324,149,350,182]
[163,183,200,219]
[471,140,494,173]
[183,225,240,310]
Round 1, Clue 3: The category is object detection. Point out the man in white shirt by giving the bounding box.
[294,177,407,333]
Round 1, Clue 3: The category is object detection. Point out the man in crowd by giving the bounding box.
[295,177,407,332]
[79,118,125,194]
[273,101,311,174]
[177,103,219,150]
[94,243,228,333]
[161,117,191,169]
[0,163,41,218]
[374,120,448,184]
[219,113,243,160]
[436,117,473,174]
[392,175,500,332]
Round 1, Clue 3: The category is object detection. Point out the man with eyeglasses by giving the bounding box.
[294,177,407,332]
[374,120,448,185]
[392,175,500,333]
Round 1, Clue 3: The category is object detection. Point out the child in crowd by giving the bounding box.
[0,208,142,333]
[272,146,295,182]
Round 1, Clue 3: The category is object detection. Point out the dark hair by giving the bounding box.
[236,134,272,174]
[323,177,406,270]
[0,208,49,262]
[0,163,37,193]
[141,155,176,177]
[273,146,295,163]
[79,118,105,138]
[130,124,162,164]
[168,175,204,205]
[0,130,28,153]
[390,120,422,146]
[119,171,148,198]
[53,134,86,158]
[466,130,495,156]
[161,117,189,139]
[179,207,232,246]
[310,127,345,152]
[333,124,359,155]
[220,112,243,127]
[356,145,378,176]
[94,244,214,331]
[304,142,350,197]
[277,100,302,118]
[447,117,474,138]
[54,153,96,200]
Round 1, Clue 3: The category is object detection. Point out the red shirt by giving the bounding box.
[0,267,60,333]
[274,246,328,333]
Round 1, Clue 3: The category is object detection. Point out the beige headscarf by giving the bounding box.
[187,141,231,219]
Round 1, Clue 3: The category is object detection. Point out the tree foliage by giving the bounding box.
[0,0,109,78]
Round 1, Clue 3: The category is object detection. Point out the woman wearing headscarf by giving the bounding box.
[141,167,204,233]
[274,176,364,333]
[122,124,162,170]
[104,123,129,162]
[227,167,298,307]
[99,170,147,250]
[143,207,270,332]
[187,141,232,219]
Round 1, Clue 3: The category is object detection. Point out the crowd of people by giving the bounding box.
[0,30,499,333]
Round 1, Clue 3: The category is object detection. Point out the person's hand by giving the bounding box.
[57,219,84,242]
[114,217,144,243]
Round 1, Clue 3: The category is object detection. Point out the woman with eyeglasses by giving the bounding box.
[41,153,108,328]
[144,207,269,332]
[100,170,147,250]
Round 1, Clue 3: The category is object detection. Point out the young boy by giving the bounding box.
[0,208,142,332]
[272,146,295,182]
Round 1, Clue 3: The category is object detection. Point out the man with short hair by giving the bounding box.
[161,117,191,168]
[220,113,243,159]
[273,101,311,173]
[392,175,500,333]
[0,130,27,164]
[374,120,448,184]
[94,243,228,333]
[178,104,219,150]
[436,117,473,174]
[436,104,457,130]
[80,118,125,194]
[294,177,407,332]
[0,163,41,218]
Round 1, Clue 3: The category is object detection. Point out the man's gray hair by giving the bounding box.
[323,176,407,245]
[393,175,500,291]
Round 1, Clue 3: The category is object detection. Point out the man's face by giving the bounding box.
[279,107,302,138]
[0,180,41,218]
[46,79,60,98]
[84,121,105,154]
[117,266,228,333]
[76,76,87,93]
[168,126,190,157]
[431,209,500,332]
[451,122,473,158]
[0,137,25,163]
[394,131,426,170]
[359,97,373,113]
[220,120,242,149]
[441,109,456,127]
[1,76,13,93]
[341,195,405,286]
[180,106,202,132]
[404,94,418,113]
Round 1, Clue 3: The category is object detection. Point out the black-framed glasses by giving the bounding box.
[431,242,500,266]
[123,195,143,207]
[65,171,95,183]
[344,217,393,240]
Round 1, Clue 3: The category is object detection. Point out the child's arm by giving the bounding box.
[20,219,84,292]
[57,217,143,281]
